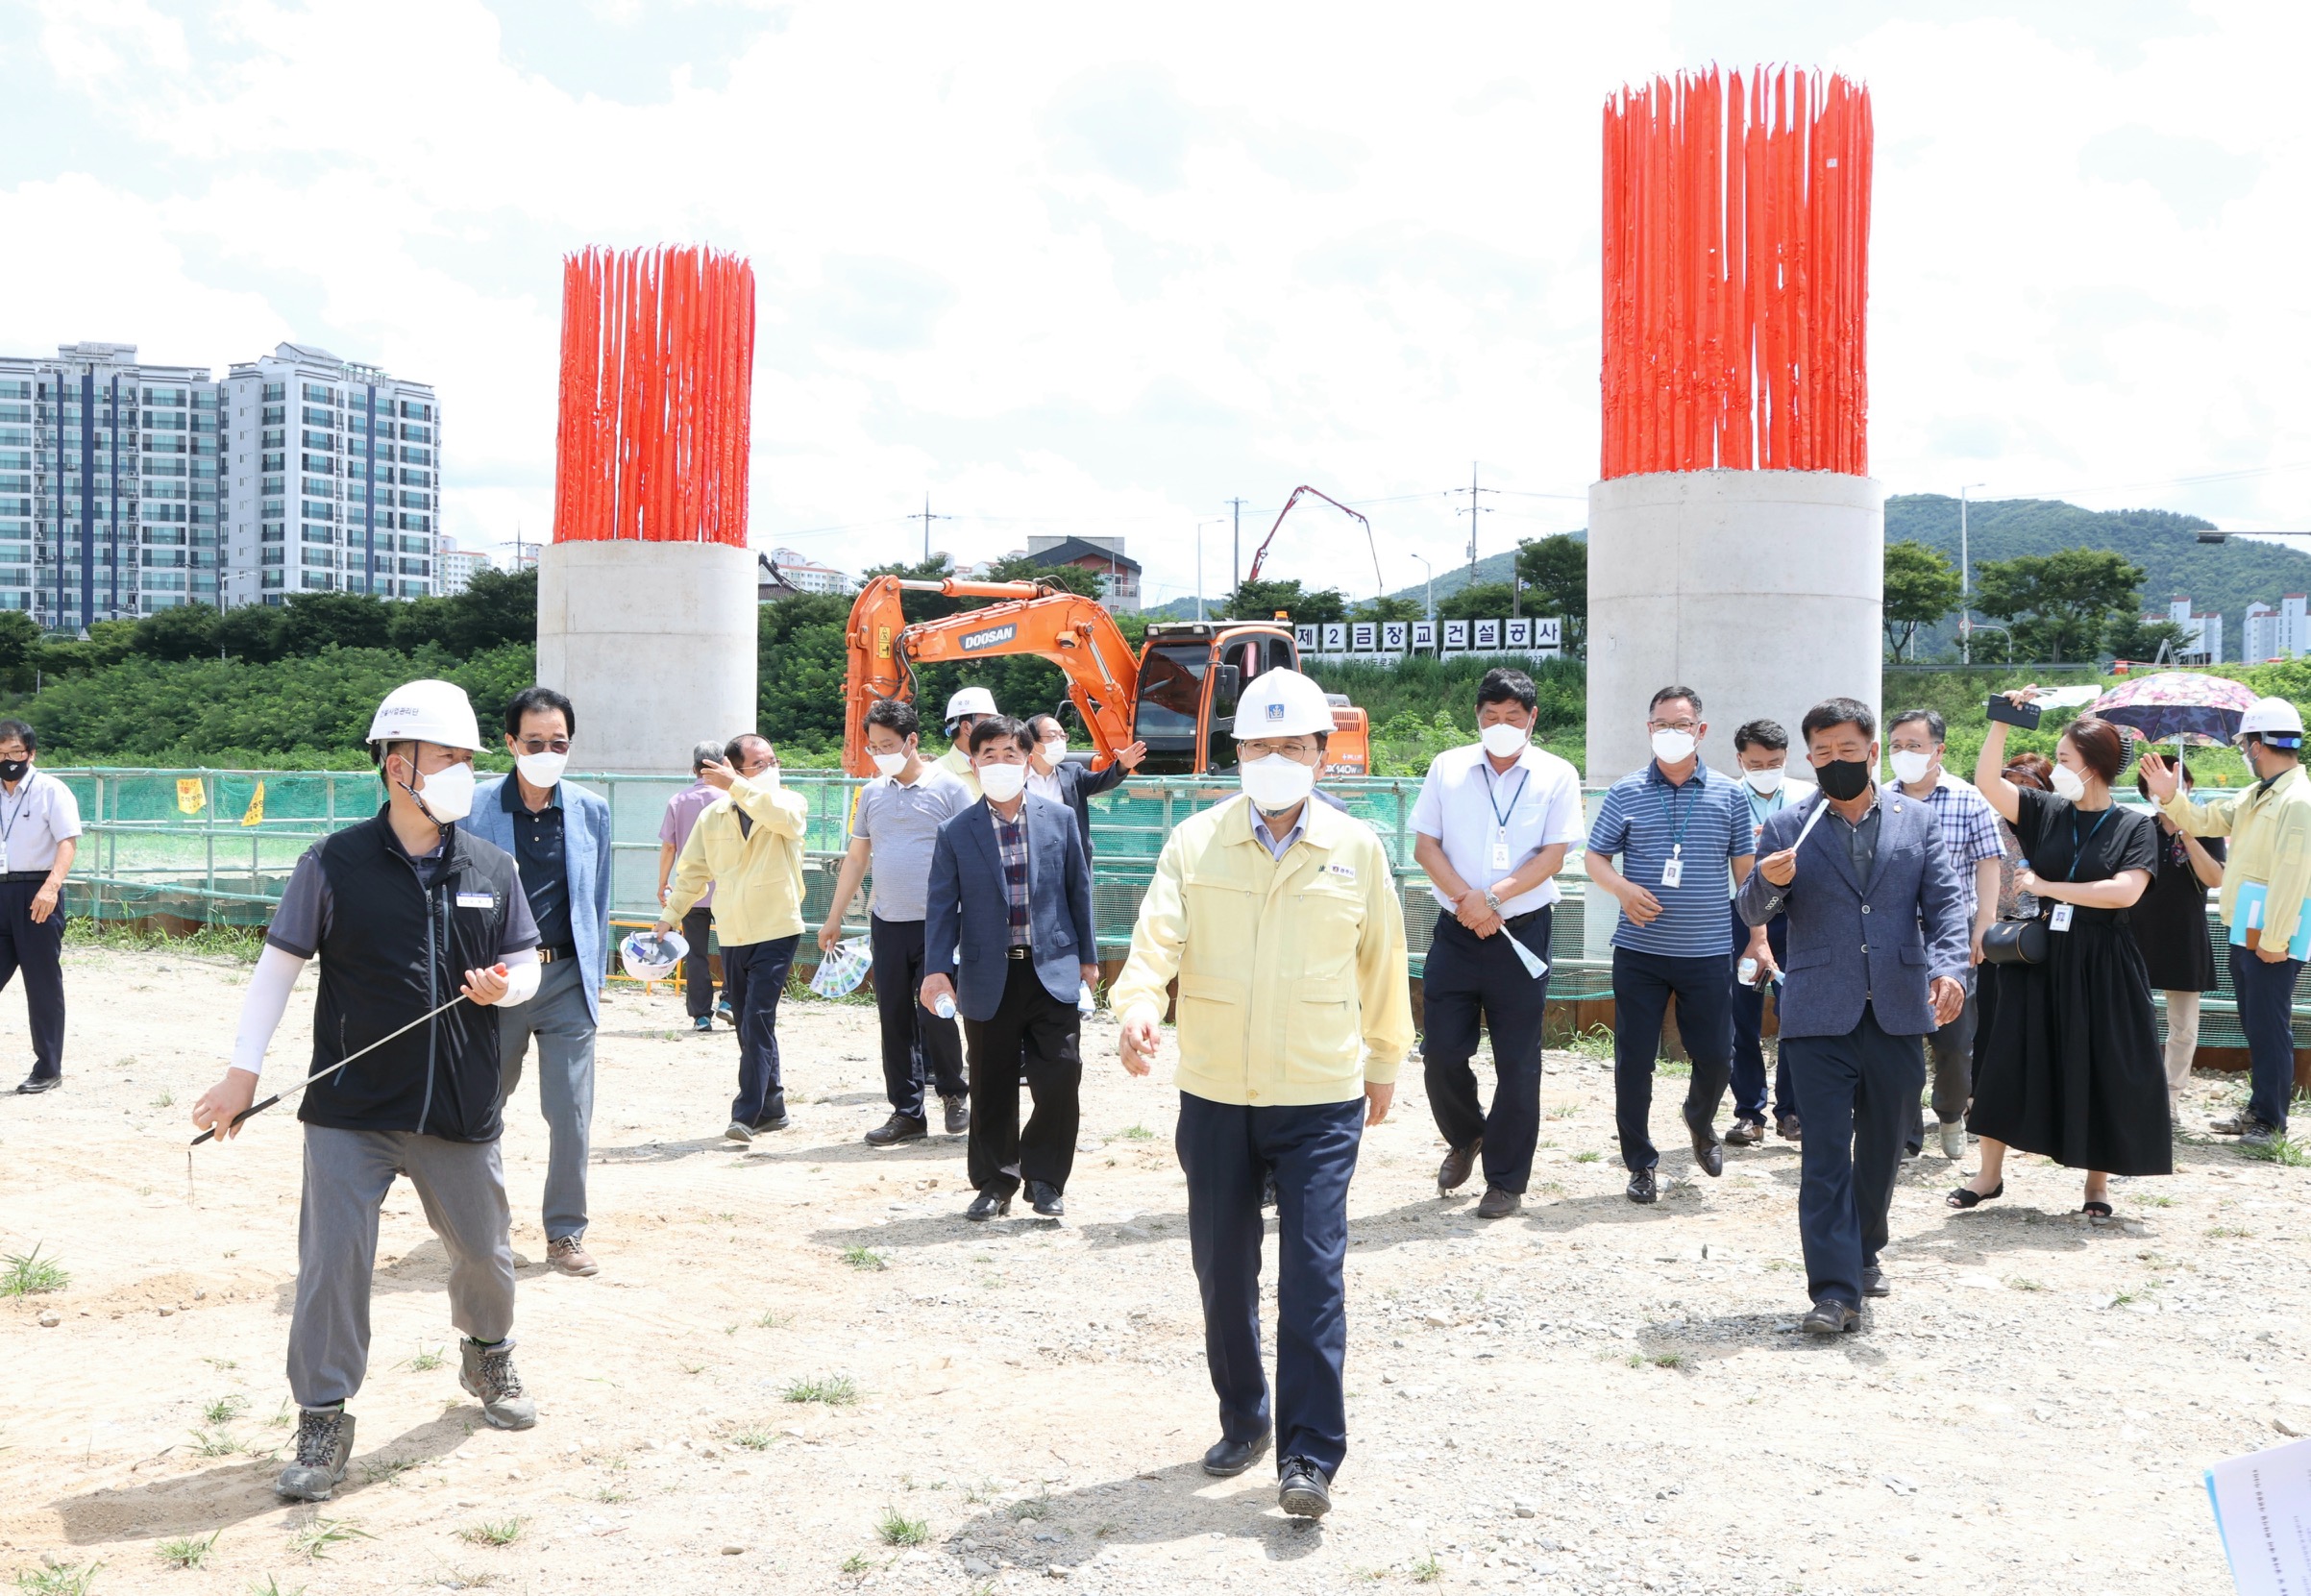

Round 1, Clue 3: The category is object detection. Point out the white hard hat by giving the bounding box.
[366,678,483,751]
[945,686,998,721]
[620,928,688,983]
[1233,668,1335,738]
[2238,696,2305,746]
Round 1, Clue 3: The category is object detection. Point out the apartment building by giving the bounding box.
[436,539,493,595]
[2244,595,2311,663]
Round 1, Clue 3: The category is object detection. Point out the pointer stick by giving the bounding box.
[1789,793,1833,855]
[190,994,470,1145]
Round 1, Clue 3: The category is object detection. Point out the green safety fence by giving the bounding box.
[44,768,2300,1042]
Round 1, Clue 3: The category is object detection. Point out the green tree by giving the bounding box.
[1222,577,1345,626]
[1437,581,1515,622]
[757,592,853,748]
[2102,614,2195,665]
[1882,539,1963,661]
[987,553,1107,602]
[0,610,39,692]
[1350,595,1425,623]
[131,602,224,662]
[1514,534,1587,657]
[1972,549,2146,664]
[216,602,288,663]
[275,592,393,656]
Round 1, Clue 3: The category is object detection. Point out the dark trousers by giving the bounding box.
[871,915,965,1118]
[0,876,66,1079]
[2229,945,2302,1131]
[723,934,799,1125]
[960,957,1081,1195]
[1908,972,1979,1150]
[1175,1090,1363,1479]
[1422,908,1552,1192]
[1728,906,1792,1125]
[1610,945,1733,1171]
[681,906,716,1019]
[1782,1006,1925,1310]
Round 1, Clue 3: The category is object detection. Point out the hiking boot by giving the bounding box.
[2211,1109,2267,1137]
[941,1094,970,1135]
[459,1338,536,1430]
[276,1407,355,1501]
[548,1236,599,1278]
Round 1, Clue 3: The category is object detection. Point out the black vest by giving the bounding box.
[298,811,523,1142]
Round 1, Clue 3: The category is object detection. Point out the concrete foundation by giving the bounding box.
[535,540,758,775]
[1584,469,1883,960]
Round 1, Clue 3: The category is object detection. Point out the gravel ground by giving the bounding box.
[0,943,2296,1594]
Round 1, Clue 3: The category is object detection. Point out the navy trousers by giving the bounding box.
[0,877,65,1080]
[1610,945,1733,1172]
[1422,908,1553,1192]
[870,915,965,1119]
[1727,904,1792,1126]
[1175,1091,1363,1479]
[1782,1005,1925,1310]
[723,934,799,1125]
[2228,945,2302,1132]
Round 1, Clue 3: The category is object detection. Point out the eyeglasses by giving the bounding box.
[1239,739,1317,759]
[516,739,571,755]
[1647,719,1699,734]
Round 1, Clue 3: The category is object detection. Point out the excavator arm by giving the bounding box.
[840,575,1142,776]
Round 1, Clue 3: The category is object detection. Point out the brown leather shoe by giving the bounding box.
[548,1236,599,1277]
[1724,1118,1764,1147]
[1475,1187,1521,1219]
[1437,1137,1482,1194]
[1775,1114,1803,1143]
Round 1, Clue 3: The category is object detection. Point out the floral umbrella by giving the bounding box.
[2086,672,2259,748]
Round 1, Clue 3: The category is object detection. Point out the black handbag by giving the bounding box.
[1980,918,2048,966]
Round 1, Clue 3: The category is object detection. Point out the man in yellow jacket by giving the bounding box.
[659,734,810,1142]
[2141,695,2311,1145]
[1112,668,1411,1522]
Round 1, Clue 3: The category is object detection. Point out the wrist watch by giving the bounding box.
[1483,889,1503,912]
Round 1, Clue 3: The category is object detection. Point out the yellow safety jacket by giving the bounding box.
[1111,794,1412,1108]
[2163,764,2311,947]
[664,774,810,945]
[935,745,982,801]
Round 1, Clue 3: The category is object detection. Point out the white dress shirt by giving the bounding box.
[1411,741,1585,918]
[0,769,82,874]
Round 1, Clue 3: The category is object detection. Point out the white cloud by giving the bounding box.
[4,0,2309,598]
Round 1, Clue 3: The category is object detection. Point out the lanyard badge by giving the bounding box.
[1660,843,1684,889]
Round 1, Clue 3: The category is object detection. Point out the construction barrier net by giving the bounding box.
[54,768,2305,1044]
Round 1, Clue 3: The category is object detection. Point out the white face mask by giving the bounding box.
[1240,753,1316,813]
[977,761,1028,803]
[1480,722,1529,759]
[2051,764,2086,802]
[1040,739,1069,768]
[515,749,568,788]
[1889,749,1933,786]
[1651,728,1697,765]
[404,757,476,824]
[1742,765,1783,796]
[871,749,909,779]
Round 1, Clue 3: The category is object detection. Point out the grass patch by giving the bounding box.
[1546,1100,1580,1119]
[203,1394,249,1426]
[2239,1132,2311,1167]
[287,1517,374,1561]
[430,1571,496,1591]
[2140,1193,2174,1208]
[1573,1150,1601,1164]
[756,1310,793,1329]
[266,1401,293,1429]
[874,1510,929,1546]
[156,1531,220,1570]
[1412,1553,1444,1584]
[1119,1124,1155,1141]
[1007,1495,1052,1522]
[842,1246,888,1272]
[65,919,267,963]
[150,1088,175,1109]
[401,1343,447,1373]
[1649,1352,1684,1368]
[455,1518,525,1548]
[1656,1057,1691,1078]
[202,1357,238,1372]
[15,1564,102,1596]
[2206,1225,2254,1240]
[733,1427,776,1451]
[247,1579,305,1596]
[838,1552,872,1574]
[1561,1024,1615,1061]
[1,1244,69,1297]
[783,1374,861,1406]
[359,1457,416,1486]
[188,1428,245,1457]
[2006,1277,2047,1292]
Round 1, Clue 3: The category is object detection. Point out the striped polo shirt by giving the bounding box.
[1587,760,1753,958]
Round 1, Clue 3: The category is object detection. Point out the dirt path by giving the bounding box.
[0,945,2293,1594]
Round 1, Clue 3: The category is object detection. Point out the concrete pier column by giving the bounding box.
[1582,468,1882,960]
[534,539,758,775]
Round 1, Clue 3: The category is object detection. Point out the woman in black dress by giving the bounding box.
[1955,702,2171,1215]
[2129,761,2225,1120]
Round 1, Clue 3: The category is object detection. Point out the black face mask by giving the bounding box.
[1815,758,1873,801]
[0,759,27,783]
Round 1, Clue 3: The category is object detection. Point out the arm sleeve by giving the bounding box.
[498,947,541,1006]
[1066,823,1096,965]
[1355,840,1414,1082]
[47,778,83,839]
[1962,793,2004,865]
[729,776,807,838]
[1586,787,1627,858]
[1080,760,1128,798]
[2161,787,2234,837]
[1543,767,1586,847]
[848,784,875,842]
[1108,831,1191,1023]
[923,829,963,983]
[264,851,331,959]
[1408,761,1445,839]
[2257,801,2311,947]
[1916,818,1971,980]
[1734,810,1789,926]
[230,944,309,1079]
[664,823,713,922]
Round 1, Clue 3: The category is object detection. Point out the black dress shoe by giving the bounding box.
[1688,1124,1723,1177]
[13,1074,60,1094]
[1861,1265,1889,1298]
[1802,1298,1860,1336]
[1626,1166,1658,1205]
[1278,1457,1332,1519]
[1200,1430,1271,1478]
[1723,1118,1763,1147]
[941,1094,970,1135]
[865,1113,927,1147]
[752,1111,790,1133]
[1436,1137,1482,1194]
[965,1188,1012,1220]
[1475,1187,1521,1219]
[1026,1180,1065,1218]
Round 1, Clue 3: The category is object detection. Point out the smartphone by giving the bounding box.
[1984,696,2042,731]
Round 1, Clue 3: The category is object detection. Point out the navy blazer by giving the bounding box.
[924,793,1098,1022]
[1037,758,1129,857]
[1736,785,1969,1039]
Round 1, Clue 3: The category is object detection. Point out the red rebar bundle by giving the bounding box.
[1600,67,1873,480]
[553,245,756,545]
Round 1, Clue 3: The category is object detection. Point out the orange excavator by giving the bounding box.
[838,576,1370,778]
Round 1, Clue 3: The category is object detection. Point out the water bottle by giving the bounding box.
[1078,982,1096,1015]
[1736,956,1759,987]
[933,994,957,1021]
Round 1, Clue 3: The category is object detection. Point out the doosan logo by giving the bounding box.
[958,624,1017,652]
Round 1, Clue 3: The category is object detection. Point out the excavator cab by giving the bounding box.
[1132,623,1367,777]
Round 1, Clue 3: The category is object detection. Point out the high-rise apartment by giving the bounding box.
[435,538,492,595]
[217,343,441,607]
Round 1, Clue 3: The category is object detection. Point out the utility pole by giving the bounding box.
[1228,497,1245,594]
[1413,553,1433,621]
[1455,462,1494,589]
[915,494,952,568]
[1958,482,1985,664]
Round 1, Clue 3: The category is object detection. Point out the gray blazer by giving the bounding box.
[1736,786,1969,1039]
[924,794,1097,1022]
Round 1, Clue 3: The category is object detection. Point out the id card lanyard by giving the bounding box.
[2049,805,2114,933]
[1481,760,1528,873]
[1657,776,1693,889]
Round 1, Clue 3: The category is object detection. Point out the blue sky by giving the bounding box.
[1,0,2302,604]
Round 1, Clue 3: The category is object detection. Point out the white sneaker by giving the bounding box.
[1939,1121,1969,1161]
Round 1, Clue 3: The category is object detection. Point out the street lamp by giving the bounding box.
[1412,553,1434,620]
[1959,482,1986,665]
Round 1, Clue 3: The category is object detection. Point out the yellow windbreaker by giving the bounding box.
[664,774,810,945]
[2163,765,2311,946]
